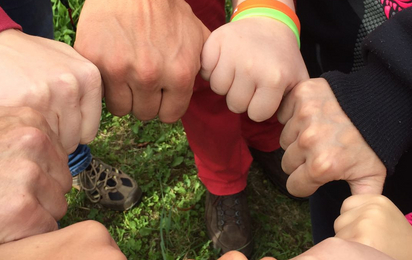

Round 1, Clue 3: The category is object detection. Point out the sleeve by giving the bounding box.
[321,7,412,175]
[0,6,22,32]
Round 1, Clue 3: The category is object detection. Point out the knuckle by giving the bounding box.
[17,160,44,184]
[354,235,374,248]
[135,64,161,88]
[82,61,101,81]
[17,126,51,150]
[297,102,319,120]
[76,221,114,243]
[9,191,38,216]
[298,127,319,148]
[16,107,45,122]
[293,81,314,99]
[170,63,196,89]
[370,195,391,207]
[56,73,80,98]
[308,152,334,178]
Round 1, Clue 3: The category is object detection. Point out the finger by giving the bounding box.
[217,250,248,260]
[340,194,377,214]
[130,82,162,121]
[334,221,359,242]
[7,201,59,243]
[157,59,198,123]
[225,71,255,114]
[209,55,236,96]
[26,165,69,220]
[11,126,72,194]
[286,163,325,198]
[277,87,298,124]
[103,74,133,117]
[158,83,193,123]
[248,83,284,122]
[200,33,220,82]
[279,109,300,150]
[281,140,305,174]
[10,107,69,166]
[56,96,82,154]
[76,63,103,145]
[334,209,364,236]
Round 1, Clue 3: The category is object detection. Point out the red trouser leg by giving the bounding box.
[241,112,283,153]
[182,76,283,196]
[183,0,283,196]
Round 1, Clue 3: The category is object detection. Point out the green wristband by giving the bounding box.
[231,7,300,48]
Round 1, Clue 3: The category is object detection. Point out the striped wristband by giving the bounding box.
[230,0,300,48]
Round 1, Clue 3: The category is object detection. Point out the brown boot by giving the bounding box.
[249,147,307,201]
[205,190,253,257]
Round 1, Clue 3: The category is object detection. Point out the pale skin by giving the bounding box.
[335,195,412,260]
[201,0,308,122]
[0,220,126,260]
[0,29,102,153]
[218,238,396,260]
[277,78,386,197]
[74,0,210,123]
[0,106,72,244]
[75,0,307,123]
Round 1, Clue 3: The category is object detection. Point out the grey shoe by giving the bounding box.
[205,190,253,257]
[72,157,142,211]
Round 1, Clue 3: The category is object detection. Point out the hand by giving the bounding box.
[75,0,210,123]
[217,251,249,260]
[277,78,386,197]
[334,195,412,260]
[0,29,102,153]
[201,15,308,122]
[0,221,126,260]
[290,237,395,260]
[0,106,72,244]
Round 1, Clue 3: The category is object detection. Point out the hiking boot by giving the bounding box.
[72,157,142,211]
[249,147,307,201]
[205,190,253,257]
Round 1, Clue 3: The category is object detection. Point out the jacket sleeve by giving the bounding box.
[0,6,22,32]
[321,7,412,175]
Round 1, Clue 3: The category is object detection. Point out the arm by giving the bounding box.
[0,106,72,243]
[277,8,412,197]
[74,0,210,123]
[200,0,308,122]
[323,7,412,175]
[218,238,396,260]
[0,221,126,260]
[334,195,412,260]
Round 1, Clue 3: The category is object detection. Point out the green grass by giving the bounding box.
[52,0,313,259]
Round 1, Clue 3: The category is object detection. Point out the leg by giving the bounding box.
[310,181,351,244]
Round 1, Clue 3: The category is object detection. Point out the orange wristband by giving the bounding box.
[231,0,300,33]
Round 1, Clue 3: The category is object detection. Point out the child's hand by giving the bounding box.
[334,194,412,260]
[201,16,308,122]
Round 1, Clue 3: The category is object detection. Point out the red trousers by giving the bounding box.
[183,0,283,195]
